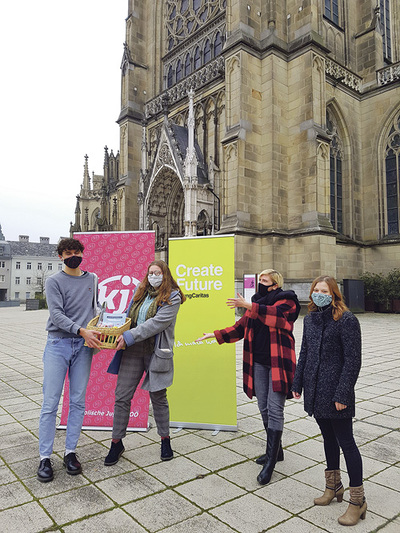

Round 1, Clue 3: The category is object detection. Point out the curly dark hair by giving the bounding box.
[57,238,85,256]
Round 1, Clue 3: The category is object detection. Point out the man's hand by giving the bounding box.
[80,328,103,349]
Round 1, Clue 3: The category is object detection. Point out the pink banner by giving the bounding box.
[59,231,154,431]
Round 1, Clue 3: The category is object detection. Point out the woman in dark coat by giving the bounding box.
[292,275,366,527]
[197,269,301,486]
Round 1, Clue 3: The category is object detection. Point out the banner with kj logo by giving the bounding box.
[59,231,154,431]
[168,235,237,431]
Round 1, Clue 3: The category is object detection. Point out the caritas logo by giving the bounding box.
[98,275,140,313]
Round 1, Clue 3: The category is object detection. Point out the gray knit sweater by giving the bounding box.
[292,307,361,419]
[45,270,97,338]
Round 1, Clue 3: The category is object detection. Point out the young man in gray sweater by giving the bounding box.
[37,237,102,482]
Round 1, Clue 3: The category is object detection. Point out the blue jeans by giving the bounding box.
[253,362,286,431]
[39,337,93,457]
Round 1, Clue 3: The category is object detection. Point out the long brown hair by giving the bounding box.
[133,260,186,306]
[308,275,348,321]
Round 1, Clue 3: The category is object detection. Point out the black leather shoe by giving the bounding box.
[63,452,82,475]
[104,440,125,466]
[255,441,284,465]
[161,437,173,461]
[37,458,54,482]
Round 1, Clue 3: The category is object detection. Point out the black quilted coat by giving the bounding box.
[291,307,361,419]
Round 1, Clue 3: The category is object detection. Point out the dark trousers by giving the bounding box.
[316,417,363,487]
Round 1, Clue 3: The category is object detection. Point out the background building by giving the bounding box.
[0,232,60,303]
[72,0,400,294]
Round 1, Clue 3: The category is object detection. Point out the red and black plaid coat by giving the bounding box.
[214,297,300,399]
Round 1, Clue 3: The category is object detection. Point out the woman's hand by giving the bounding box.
[116,335,126,351]
[226,293,252,310]
[335,402,347,411]
[292,392,302,400]
[195,333,215,342]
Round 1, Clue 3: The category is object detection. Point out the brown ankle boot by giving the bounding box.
[338,485,367,526]
[314,469,344,506]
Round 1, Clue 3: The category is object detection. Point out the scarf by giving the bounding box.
[128,287,159,354]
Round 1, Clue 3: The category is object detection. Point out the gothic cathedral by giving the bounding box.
[71,0,400,287]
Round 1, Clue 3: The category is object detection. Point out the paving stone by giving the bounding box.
[39,484,114,524]
[0,481,33,510]
[363,480,400,519]
[96,469,165,504]
[144,455,210,486]
[63,508,146,532]
[266,516,325,532]
[123,488,200,531]
[171,432,216,454]
[210,492,291,533]
[160,512,237,532]
[368,465,400,491]
[187,444,245,470]
[0,501,54,532]
[175,473,246,509]
[0,465,18,486]
[123,441,166,467]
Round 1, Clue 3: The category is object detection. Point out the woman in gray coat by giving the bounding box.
[104,260,185,465]
[292,276,366,527]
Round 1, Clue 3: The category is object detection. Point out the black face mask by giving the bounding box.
[258,283,275,297]
[63,255,83,269]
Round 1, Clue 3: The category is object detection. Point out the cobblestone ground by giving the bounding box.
[0,307,399,532]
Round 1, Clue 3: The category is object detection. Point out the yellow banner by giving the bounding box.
[168,235,237,430]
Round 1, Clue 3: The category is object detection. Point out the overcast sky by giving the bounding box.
[0,1,127,243]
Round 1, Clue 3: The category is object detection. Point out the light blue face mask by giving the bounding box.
[311,292,332,308]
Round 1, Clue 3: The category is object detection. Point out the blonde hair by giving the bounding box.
[259,269,284,288]
[308,275,348,321]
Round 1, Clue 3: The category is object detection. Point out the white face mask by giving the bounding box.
[148,274,163,287]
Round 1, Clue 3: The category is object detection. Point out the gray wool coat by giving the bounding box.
[121,290,182,392]
[291,307,361,419]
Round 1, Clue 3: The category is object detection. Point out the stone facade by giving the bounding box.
[72,0,400,288]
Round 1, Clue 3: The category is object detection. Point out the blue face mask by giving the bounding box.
[311,292,332,308]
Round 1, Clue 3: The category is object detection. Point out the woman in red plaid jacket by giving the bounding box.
[196,269,301,485]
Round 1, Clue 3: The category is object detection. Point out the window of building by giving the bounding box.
[380,0,392,62]
[16,261,21,269]
[48,263,53,270]
[58,264,63,271]
[0,247,3,256]
[27,262,32,270]
[324,0,339,26]
[0,275,5,282]
[384,113,400,235]
[214,31,223,57]
[16,277,20,285]
[37,276,42,284]
[327,111,344,234]
[38,262,42,270]
[15,292,19,299]
[176,59,182,82]
[194,46,201,70]
[0,261,5,268]
[26,292,30,299]
[204,39,211,63]
[167,65,174,88]
[26,277,31,285]
[184,53,191,76]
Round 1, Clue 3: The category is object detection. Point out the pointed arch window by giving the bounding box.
[204,39,211,63]
[327,111,343,233]
[184,53,191,76]
[167,65,174,88]
[380,0,392,62]
[214,31,223,57]
[194,46,201,70]
[384,115,400,235]
[176,59,182,82]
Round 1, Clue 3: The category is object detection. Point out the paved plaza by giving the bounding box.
[0,306,399,532]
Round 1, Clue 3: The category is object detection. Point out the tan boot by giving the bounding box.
[314,469,344,506]
[338,485,367,526]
